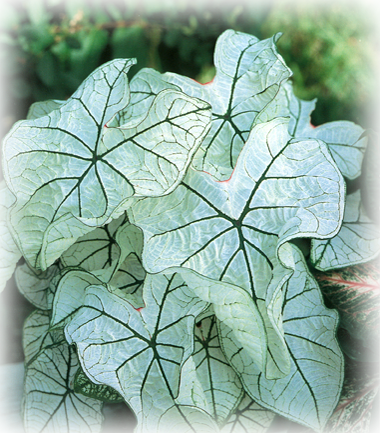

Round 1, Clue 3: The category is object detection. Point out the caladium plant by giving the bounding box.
[1,28,379,433]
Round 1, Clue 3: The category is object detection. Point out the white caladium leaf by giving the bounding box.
[254,80,316,137]
[3,59,211,271]
[311,190,380,271]
[109,252,146,308]
[305,121,367,180]
[15,262,60,310]
[51,269,105,328]
[0,181,21,292]
[3,59,135,270]
[23,309,54,363]
[26,99,65,120]
[273,81,367,179]
[218,243,343,431]
[23,310,103,433]
[129,117,344,297]
[193,315,244,425]
[171,267,267,374]
[220,394,275,433]
[60,213,130,282]
[128,29,292,180]
[61,272,208,426]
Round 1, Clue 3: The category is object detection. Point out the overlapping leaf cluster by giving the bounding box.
[1,29,379,433]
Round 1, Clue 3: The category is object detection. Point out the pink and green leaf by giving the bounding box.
[314,261,380,344]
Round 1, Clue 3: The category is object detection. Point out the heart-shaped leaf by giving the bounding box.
[60,272,208,423]
[311,190,380,270]
[129,116,344,299]
[3,59,211,271]
[22,310,104,433]
[127,29,292,180]
[218,243,343,431]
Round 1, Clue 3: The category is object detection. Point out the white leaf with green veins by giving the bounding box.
[0,181,21,292]
[305,121,367,180]
[15,262,60,310]
[23,309,54,363]
[170,267,268,375]
[51,269,105,329]
[267,81,367,179]
[218,243,344,431]
[128,29,292,180]
[23,310,103,433]
[193,315,244,425]
[3,59,211,271]
[62,273,208,428]
[60,213,129,282]
[311,190,380,270]
[254,81,317,137]
[220,394,275,433]
[26,99,65,120]
[109,252,146,308]
[129,116,344,302]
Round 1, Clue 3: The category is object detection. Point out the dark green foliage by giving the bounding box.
[74,368,124,403]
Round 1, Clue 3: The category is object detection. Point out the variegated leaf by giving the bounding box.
[126,30,292,180]
[15,262,60,310]
[193,315,244,424]
[221,394,275,433]
[313,261,380,349]
[22,310,104,433]
[3,60,211,270]
[57,271,209,430]
[311,190,380,271]
[218,244,343,431]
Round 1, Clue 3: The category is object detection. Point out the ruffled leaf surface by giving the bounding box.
[60,272,209,430]
[129,117,344,289]
[22,310,103,433]
[218,244,343,431]
[193,315,244,425]
[265,81,367,180]
[3,59,211,270]
[127,29,292,180]
[311,190,380,271]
